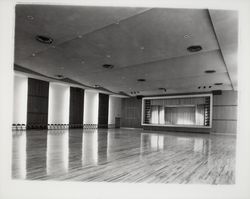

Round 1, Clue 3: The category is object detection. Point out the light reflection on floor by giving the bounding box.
[12,129,236,184]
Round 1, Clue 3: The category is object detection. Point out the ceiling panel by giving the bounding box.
[209,9,238,90]
[74,50,228,88]
[15,4,148,60]
[14,5,237,96]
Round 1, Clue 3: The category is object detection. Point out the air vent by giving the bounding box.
[137,79,146,82]
[187,45,202,52]
[214,83,223,86]
[102,64,114,69]
[205,70,216,73]
[36,35,53,44]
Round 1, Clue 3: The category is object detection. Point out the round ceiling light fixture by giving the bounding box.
[205,70,216,73]
[27,15,34,20]
[137,78,146,82]
[55,74,64,78]
[36,35,53,44]
[102,64,114,69]
[214,83,223,86]
[187,45,202,52]
[184,34,191,38]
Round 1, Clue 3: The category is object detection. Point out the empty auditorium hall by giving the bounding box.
[11,4,238,184]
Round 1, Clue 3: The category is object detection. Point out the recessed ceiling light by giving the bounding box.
[106,54,111,58]
[158,87,167,92]
[140,46,145,50]
[51,45,56,48]
[203,86,206,89]
[78,35,82,39]
[102,64,114,69]
[205,70,216,73]
[31,53,36,57]
[55,74,64,78]
[198,86,201,89]
[214,83,223,86]
[36,35,53,44]
[187,45,202,52]
[81,60,85,64]
[137,79,146,82]
[209,86,212,88]
[184,34,190,38]
[27,15,34,20]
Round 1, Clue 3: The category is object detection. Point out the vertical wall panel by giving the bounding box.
[27,78,49,129]
[48,83,70,125]
[211,90,238,135]
[121,97,142,128]
[108,96,122,128]
[84,91,99,126]
[98,93,109,128]
[13,75,28,125]
[69,87,84,127]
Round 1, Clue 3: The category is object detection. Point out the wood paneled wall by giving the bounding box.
[211,90,237,135]
[27,78,49,129]
[69,87,84,126]
[121,97,142,128]
[98,93,109,128]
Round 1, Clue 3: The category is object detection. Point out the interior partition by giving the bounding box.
[98,93,109,128]
[69,87,84,128]
[27,78,49,129]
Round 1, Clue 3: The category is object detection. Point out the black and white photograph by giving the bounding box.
[0,0,250,199]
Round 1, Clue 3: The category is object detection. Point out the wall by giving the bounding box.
[98,93,109,128]
[27,78,49,129]
[108,96,122,127]
[121,97,142,128]
[48,83,70,125]
[211,90,237,135]
[69,87,84,126]
[122,91,237,135]
[83,90,99,125]
[12,75,28,125]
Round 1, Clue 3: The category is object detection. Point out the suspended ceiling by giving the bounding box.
[14,4,238,96]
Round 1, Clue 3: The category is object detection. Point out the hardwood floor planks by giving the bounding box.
[12,128,236,184]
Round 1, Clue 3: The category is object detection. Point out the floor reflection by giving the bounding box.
[12,132,26,179]
[46,131,69,176]
[12,129,236,184]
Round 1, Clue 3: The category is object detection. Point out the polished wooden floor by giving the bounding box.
[12,129,236,184]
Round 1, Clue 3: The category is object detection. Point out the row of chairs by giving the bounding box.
[48,124,69,130]
[83,124,98,129]
[12,123,111,131]
[12,124,26,131]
